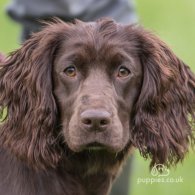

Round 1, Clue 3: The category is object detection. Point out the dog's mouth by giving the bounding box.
[84,142,106,151]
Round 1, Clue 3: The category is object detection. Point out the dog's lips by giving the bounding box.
[84,142,106,151]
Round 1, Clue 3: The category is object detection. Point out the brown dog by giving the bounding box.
[0,18,194,195]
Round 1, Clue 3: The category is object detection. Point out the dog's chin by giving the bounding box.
[67,140,126,154]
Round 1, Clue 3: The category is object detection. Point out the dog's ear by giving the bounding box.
[130,26,195,167]
[0,20,69,169]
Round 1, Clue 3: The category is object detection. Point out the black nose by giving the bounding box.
[80,109,111,131]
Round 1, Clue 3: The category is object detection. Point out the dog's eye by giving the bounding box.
[64,66,77,77]
[117,66,131,78]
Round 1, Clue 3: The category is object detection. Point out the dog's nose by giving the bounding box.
[80,109,111,131]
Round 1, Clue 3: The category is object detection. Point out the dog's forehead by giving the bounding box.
[63,20,127,48]
[56,19,138,65]
[70,19,124,37]
[85,21,96,26]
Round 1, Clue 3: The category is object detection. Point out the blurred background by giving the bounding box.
[0,0,195,195]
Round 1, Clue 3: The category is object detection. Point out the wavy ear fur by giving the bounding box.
[0,20,69,169]
[131,27,195,167]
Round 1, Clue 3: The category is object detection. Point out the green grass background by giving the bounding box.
[0,0,195,195]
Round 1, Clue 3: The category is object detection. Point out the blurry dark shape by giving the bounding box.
[7,0,137,41]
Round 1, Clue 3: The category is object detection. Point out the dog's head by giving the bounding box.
[0,19,194,169]
[53,20,142,154]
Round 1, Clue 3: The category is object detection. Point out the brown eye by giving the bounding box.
[117,66,130,78]
[64,66,77,77]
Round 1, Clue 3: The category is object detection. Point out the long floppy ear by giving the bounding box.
[0,20,69,169]
[130,27,195,168]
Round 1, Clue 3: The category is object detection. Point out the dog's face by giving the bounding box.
[0,19,194,169]
[53,26,142,152]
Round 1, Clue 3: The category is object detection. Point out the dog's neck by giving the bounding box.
[0,148,121,195]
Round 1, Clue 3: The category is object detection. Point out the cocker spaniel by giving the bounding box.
[0,18,194,195]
